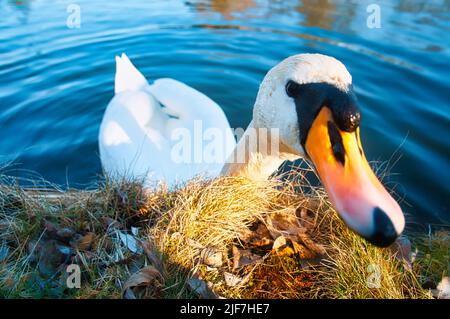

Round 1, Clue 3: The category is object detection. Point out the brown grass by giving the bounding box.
[0,172,447,299]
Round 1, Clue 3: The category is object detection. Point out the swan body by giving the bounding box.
[99,54,236,188]
[99,53,405,247]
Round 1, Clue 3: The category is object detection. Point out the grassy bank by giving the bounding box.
[0,173,448,299]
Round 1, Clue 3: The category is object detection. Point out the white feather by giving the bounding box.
[99,54,236,188]
[114,53,148,94]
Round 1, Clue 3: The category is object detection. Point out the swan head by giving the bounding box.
[254,54,405,247]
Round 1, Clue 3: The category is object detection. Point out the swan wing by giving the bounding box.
[148,78,236,171]
[99,54,236,188]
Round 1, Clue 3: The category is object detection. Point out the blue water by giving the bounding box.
[0,0,449,225]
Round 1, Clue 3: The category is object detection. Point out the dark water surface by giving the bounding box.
[0,0,449,225]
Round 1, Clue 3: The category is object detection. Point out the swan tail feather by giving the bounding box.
[115,53,148,94]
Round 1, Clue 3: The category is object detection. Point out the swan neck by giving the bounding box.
[221,120,294,180]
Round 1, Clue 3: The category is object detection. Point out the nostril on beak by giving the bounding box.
[368,207,398,247]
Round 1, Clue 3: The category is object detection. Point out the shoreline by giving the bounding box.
[0,176,448,299]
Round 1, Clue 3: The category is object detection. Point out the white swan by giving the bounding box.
[99,53,405,247]
[99,54,236,187]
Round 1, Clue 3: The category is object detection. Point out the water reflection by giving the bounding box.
[0,0,449,224]
[296,0,338,30]
[396,0,450,13]
[188,0,357,32]
[189,0,256,20]
[5,0,33,23]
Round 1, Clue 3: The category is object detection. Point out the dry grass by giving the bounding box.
[0,171,447,299]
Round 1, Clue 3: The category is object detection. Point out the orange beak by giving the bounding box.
[305,107,405,247]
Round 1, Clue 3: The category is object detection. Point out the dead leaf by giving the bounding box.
[238,223,273,247]
[56,227,76,243]
[272,236,288,250]
[223,272,250,287]
[291,240,318,259]
[255,223,272,238]
[117,230,143,254]
[238,228,254,243]
[76,232,96,251]
[123,288,136,299]
[432,277,450,299]
[75,233,96,250]
[297,233,326,256]
[200,247,223,268]
[271,236,319,259]
[36,240,72,277]
[271,236,295,256]
[265,211,307,239]
[131,227,139,236]
[122,266,164,299]
[390,235,412,268]
[140,240,164,274]
[232,246,262,270]
[186,238,204,249]
[187,277,219,299]
[44,221,58,237]
[297,207,316,230]
[118,190,128,205]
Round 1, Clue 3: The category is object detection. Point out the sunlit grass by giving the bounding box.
[0,172,447,299]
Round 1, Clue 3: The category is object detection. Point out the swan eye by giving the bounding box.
[286,80,301,98]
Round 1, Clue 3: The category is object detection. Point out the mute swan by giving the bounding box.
[99,53,405,247]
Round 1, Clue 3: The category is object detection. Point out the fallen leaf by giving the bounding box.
[255,223,272,238]
[390,235,412,269]
[432,277,450,299]
[238,228,254,243]
[223,272,250,287]
[271,236,295,256]
[232,246,262,270]
[291,240,317,259]
[131,227,139,236]
[272,236,288,250]
[297,207,316,229]
[76,232,96,251]
[122,266,164,299]
[140,240,164,274]
[265,211,307,239]
[297,233,326,256]
[238,224,273,247]
[200,247,223,268]
[118,190,128,205]
[57,245,72,256]
[36,240,72,277]
[44,221,58,237]
[56,227,76,243]
[117,230,143,254]
[187,277,219,299]
[186,238,204,249]
[271,236,319,259]
[123,288,136,299]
